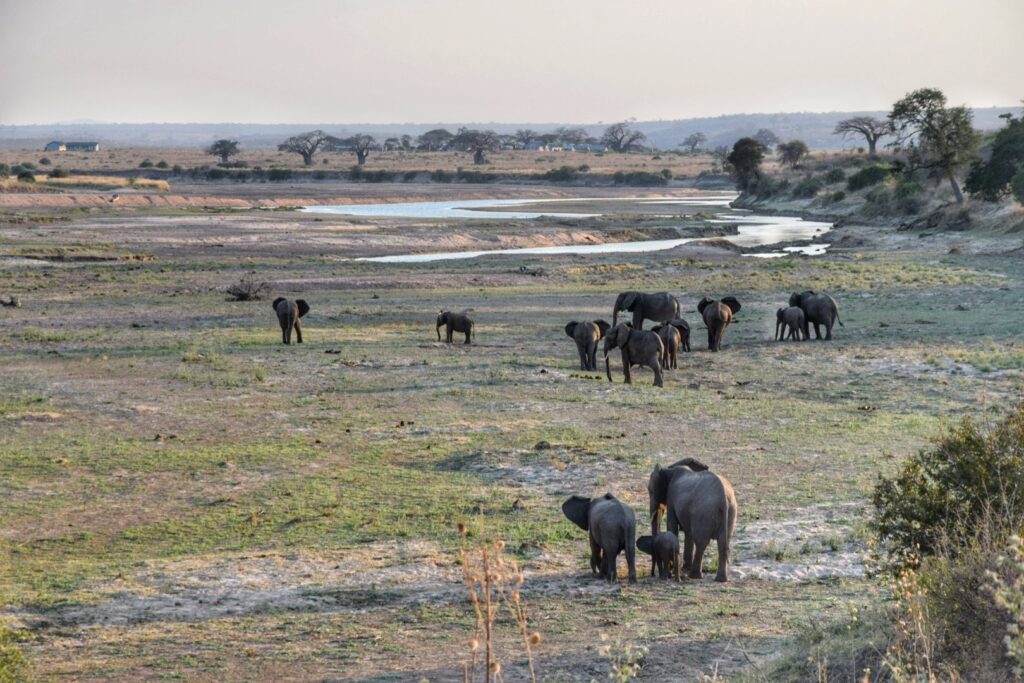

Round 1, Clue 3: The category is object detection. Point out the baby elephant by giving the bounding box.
[565,320,611,371]
[775,306,805,341]
[272,297,310,344]
[437,310,474,344]
[636,532,680,579]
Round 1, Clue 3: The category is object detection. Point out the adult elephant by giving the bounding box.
[562,493,638,583]
[612,291,680,330]
[648,458,738,582]
[789,291,843,340]
[697,297,741,352]
[565,320,611,371]
[272,297,310,345]
[436,310,474,344]
[603,323,664,387]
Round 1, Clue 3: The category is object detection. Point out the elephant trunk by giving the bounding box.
[612,307,619,327]
[605,352,613,382]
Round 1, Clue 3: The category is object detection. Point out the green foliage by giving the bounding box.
[872,404,1024,569]
[660,168,673,179]
[171,164,183,174]
[403,170,419,182]
[1012,166,1024,205]
[138,159,154,168]
[824,167,846,184]
[206,139,241,164]
[267,168,292,182]
[847,165,890,191]
[38,156,51,165]
[0,624,29,683]
[48,167,70,179]
[206,167,228,180]
[16,171,35,183]
[0,163,9,177]
[431,169,453,183]
[777,139,809,168]
[156,160,169,169]
[988,534,1024,676]
[20,162,36,170]
[541,165,580,182]
[965,114,1024,201]
[727,137,765,191]
[830,190,846,203]
[611,171,667,186]
[792,174,824,198]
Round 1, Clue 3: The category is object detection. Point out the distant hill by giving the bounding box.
[1,107,1018,151]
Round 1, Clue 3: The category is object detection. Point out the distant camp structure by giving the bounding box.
[44,141,101,152]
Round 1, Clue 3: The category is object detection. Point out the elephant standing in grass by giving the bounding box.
[603,323,664,387]
[562,493,638,583]
[697,297,741,352]
[637,532,679,579]
[436,310,474,344]
[789,291,843,340]
[273,297,309,345]
[775,306,806,341]
[651,319,690,369]
[648,458,738,582]
[565,320,611,371]
[612,291,681,330]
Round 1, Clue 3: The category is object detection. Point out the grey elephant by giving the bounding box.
[651,320,690,369]
[788,290,843,340]
[697,297,741,352]
[272,297,309,345]
[775,306,805,341]
[648,457,738,582]
[562,493,638,583]
[565,320,611,371]
[436,310,474,344]
[612,291,681,330]
[603,323,664,387]
[636,532,679,579]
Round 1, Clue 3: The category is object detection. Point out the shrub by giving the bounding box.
[542,165,579,182]
[0,163,11,177]
[171,164,183,175]
[0,624,29,682]
[660,168,673,179]
[578,164,590,172]
[225,273,270,301]
[403,170,419,182]
[792,174,824,198]
[16,171,35,183]
[313,170,328,180]
[267,168,292,182]
[431,169,453,183]
[48,167,70,178]
[612,171,667,186]
[866,187,890,205]
[139,159,154,168]
[830,191,846,203]
[1012,166,1024,205]
[20,162,35,170]
[824,168,846,184]
[894,177,924,199]
[39,156,51,165]
[155,160,169,169]
[206,168,228,180]
[847,164,890,191]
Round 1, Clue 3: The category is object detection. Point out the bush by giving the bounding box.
[225,273,270,301]
[171,164,183,175]
[894,177,924,199]
[312,170,328,180]
[48,167,70,178]
[541,165,579,182]
[578,164,590,172]
[847,164,890,191]
[1012,166,1024,205]
[206,168,228,180]
[403,170,419,182]
[20,162,35,170]
[267,168,292,182]
[16,171,35,183]
[792,174,824,198]
[612,171,667,186]
[0,624,29,682]
[865,187,890,205]
[156,160,169,169]
[824,168,846,184]
[0,163,10,177]
[830,191,846,203]
[660,168,673,180]
[139,159,154,168]
[431,169,453,183]
[39,156,51,165]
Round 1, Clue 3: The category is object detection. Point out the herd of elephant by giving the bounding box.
[563,457,737,583]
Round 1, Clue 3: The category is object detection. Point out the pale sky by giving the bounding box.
[1,0,1021,125]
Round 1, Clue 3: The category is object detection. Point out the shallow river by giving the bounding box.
[302,195,831,263]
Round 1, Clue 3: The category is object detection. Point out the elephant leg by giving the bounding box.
[603,548,617,583]
[652,362,663,387]
[294,319,303,344]
[589,538,602,575]
[707,327,714,351]
[690,538,709,579]
[280,323,288,345]
[682,534,694,570]
[667,514,681,581]
[463,327,471,344]
[715,538,730,583]
[825,321,833,341]
[622,354,632,384]
[625,544,637,583]
[814,322,822,340]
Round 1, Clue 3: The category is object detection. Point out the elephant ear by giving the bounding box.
[621,292,639,311]
[296,300,310,318]
[668,319,689,333]
[565,322,578,338]
[636,536,655,555]
[272,297,285,310]
[561,495,591,531]
[593,319,611,337]
[650,324,663,333]
[722,297,741,314]
[670,457,709,472]
[788,293,800,307]
[697,297,712,314]
[647,465,672,509]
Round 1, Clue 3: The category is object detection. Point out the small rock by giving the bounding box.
[538,368,548,374]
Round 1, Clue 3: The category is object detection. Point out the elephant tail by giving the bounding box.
[836,311,844,327]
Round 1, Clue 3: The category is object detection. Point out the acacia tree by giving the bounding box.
[680,132,707,153]
[965,112,1024,201]
[206,139,240,164]
[727,137,766,191]
[417,128,453,151]
[515,129,539,147]
[450,128,499,164]
[278,130,338,166]
[777,140,809,168]
[344,134,377,165]
[601,122,646,153]
[753,129,780,148]
[710,145,732,171]
[833,116,892,156]
[889,88,980,204]
[555,127,588,146]
[400,134,413,151]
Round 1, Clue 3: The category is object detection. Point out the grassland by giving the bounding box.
[0,186,1022,681]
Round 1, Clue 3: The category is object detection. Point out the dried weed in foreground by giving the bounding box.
[225,272,270,301]
[457,522,538,683]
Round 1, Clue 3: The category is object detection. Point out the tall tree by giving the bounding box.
[343,135,376,165]
[753,129,780,148]
[889,88,980,204]
[710,145,732,171]
[777,140,809,168]
[417,128,453,151]
[515,129,539,146]
[965,112,1024,201]
[833,116,892,156]
[555,127,588,146]
[450,128,499,164]
[278,130,337,166]
[206,139,240,164]
[727,138,766,191]
[679,132,707,153]
[601,122,646,152]
[400,134,414,151]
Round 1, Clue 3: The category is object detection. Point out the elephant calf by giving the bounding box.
[603,323,664,387]
[789,290,844,340]
[436,310,474,344]
[775,306,806,341]
[565,320,611,371]
[272,297,310,345]
[651,320,690,369]
[637,532,680,579]
[562,493,637,583]
[697,297,741,352]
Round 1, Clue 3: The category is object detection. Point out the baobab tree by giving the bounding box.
[450,128,500,164]
[515,129,539,147]
[206,139,240,164]
[601,122,646,152]
[344,134,377,165]
[277,130,338,166]
[833,116,892,156]
[679,132,707,153]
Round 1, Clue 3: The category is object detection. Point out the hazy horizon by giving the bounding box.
[1,0,1021,126]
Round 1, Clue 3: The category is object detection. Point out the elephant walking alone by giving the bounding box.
[272,298,310,345]
[603,323,664,387]
[565,320,611,371]
[789,291,843,340]
[436,310,474,344]
[612,291,681,330]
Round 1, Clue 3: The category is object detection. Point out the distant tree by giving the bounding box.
[450,128,500,164]
[555,127,588,146]
[710,145,731,166]
[1011,166,1024,205]
[278,130,338,166]
[833,116,892,157]
[0,163,10,177]
[538,133,560,147]
[965,112,1024,201]
[400,134,414,151]
[417,128,454,151]
[777,140,809,168]
[601,122,646,153]
[343,134,377,165]
[383,137,400,151]
[680,132,707,153]
[515,129,539,146]
[889,88,980,204]
[753,129,780,148]
[727,137,766,191]
[206,139,240,164]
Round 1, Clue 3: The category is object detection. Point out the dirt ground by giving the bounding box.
[1,184,1022,681]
